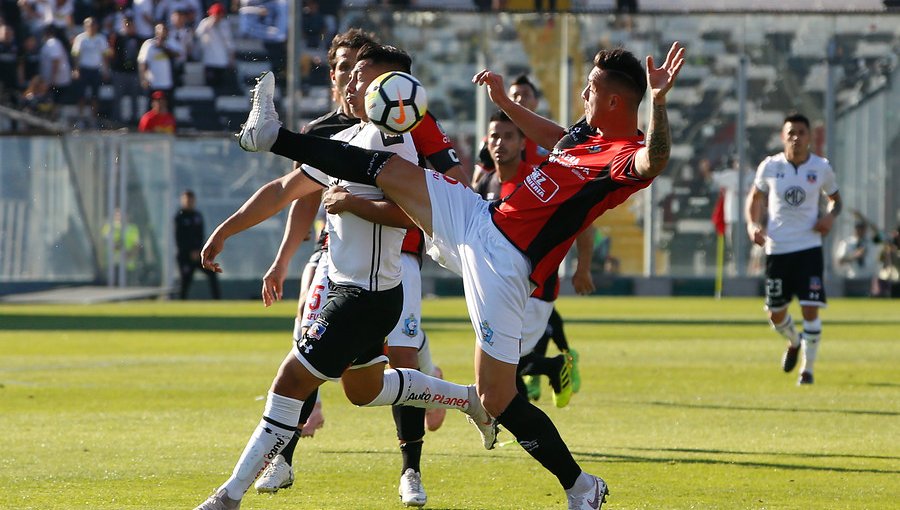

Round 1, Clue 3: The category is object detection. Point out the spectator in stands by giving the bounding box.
[137,89,176,132]
[166,9,193,86]
[18,0,46,37]
[835,212,882,280]
[132,0,158,39]
[16,34,41,91]
[195,2,236,95]
[44,0,74,46]
[874,225,900,297]
[20,75,54,117]
[109,15,143,123]
[238,0,287,83]
[39,25,72,110]
[0,22,17,103]
[138,22,179,103]
[616,0,638,13]
[302,0,325,49]
[71,16,111,127]
[175,189,221,299]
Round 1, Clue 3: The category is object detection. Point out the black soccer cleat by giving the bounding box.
[798,371,814,385]
[782,344,800,373]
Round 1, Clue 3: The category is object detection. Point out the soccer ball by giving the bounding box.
[365,71,428,135]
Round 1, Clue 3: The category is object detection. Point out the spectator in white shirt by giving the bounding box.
[138,22,180,102]
[195,2,236,94]
[39,25,71,105]
[71,17,111,124]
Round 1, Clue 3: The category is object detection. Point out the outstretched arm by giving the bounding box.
[261,190,322,306]
[472,70,566,150]
[202,170,322,273]
[634,41,686,179]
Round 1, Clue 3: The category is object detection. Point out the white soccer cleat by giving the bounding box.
[465,384,498,450]
[254,454,294,493]
[566,475,609,510]
[194,487,241,510]
[424,366,447,432]
[238,71,280,152]
[398,468,427,507]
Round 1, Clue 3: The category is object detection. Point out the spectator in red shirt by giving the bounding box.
[138,90,176,133]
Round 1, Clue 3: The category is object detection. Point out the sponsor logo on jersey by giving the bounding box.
[524,168,560,203]
[783,186,806,207]
[402,313,419,337]
[806,172,817,184]
[586,144,602,153]
[480,320,494,345]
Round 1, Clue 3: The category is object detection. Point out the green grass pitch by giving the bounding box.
[1,297,897,509]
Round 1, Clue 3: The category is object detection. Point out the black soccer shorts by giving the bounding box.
[765,246,827,310]
[294,280,402,380]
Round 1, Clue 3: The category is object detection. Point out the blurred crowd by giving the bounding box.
[0,0,339,129]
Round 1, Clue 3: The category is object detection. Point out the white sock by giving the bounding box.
[801,318,822,373]
[221,392,303,499]
[362,368,472,412]
[417,333,436,376]
[771,314,800,347]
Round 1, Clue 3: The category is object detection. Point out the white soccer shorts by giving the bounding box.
[424,170,531,364]
[520,297,555,357]
[386,253,425,349]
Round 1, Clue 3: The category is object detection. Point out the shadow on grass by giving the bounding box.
[572,449,900,475]
[639,400,899,417]
[2,314,898,332]
[621,446,900,462]
[0,314,290,332]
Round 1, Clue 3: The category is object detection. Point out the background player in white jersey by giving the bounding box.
[194,44,495,510]
[746,112,842,385]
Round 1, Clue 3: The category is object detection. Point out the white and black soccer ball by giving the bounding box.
[365,71,427,135]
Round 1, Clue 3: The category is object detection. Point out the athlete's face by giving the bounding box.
[781,121,811,158]
[582,67,613,128]
[330,46,358,112]
[508,83,538,112]
[487,120,525,167]
[346,58,387,122]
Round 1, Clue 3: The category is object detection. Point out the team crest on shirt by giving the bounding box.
[806,172,818,184]
[299,320,328,354]
[402,313,419,337]
[809,276,823,291]
[480,320,494,346]
[586,145,602,153]
[783,186,806,207]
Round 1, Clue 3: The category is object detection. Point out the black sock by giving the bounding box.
[535,355,565,392]
[269,128,393,186]
[399,440,423,474]
[496,393,580,489]
[548,308,570,352]
[279,432,299,465]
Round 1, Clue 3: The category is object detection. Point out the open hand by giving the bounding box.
[646,41,686,101]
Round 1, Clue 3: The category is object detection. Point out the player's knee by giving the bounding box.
[344,385,380,406]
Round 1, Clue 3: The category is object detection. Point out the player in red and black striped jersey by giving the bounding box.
[474,110,590,407]
[247,42,686,509]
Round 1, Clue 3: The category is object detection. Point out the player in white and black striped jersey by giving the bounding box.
[193,44,495,510]
[746,112,842,386]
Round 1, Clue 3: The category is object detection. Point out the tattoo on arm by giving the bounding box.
[643,103,671,176]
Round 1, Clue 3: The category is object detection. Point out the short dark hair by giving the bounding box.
[783,112,810,129]
[488,109,523,136]
[510,74,539,97]
[327,28,378,70]
[592,47,646,103]
[356,43,412,74]
[182,189,195,199]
